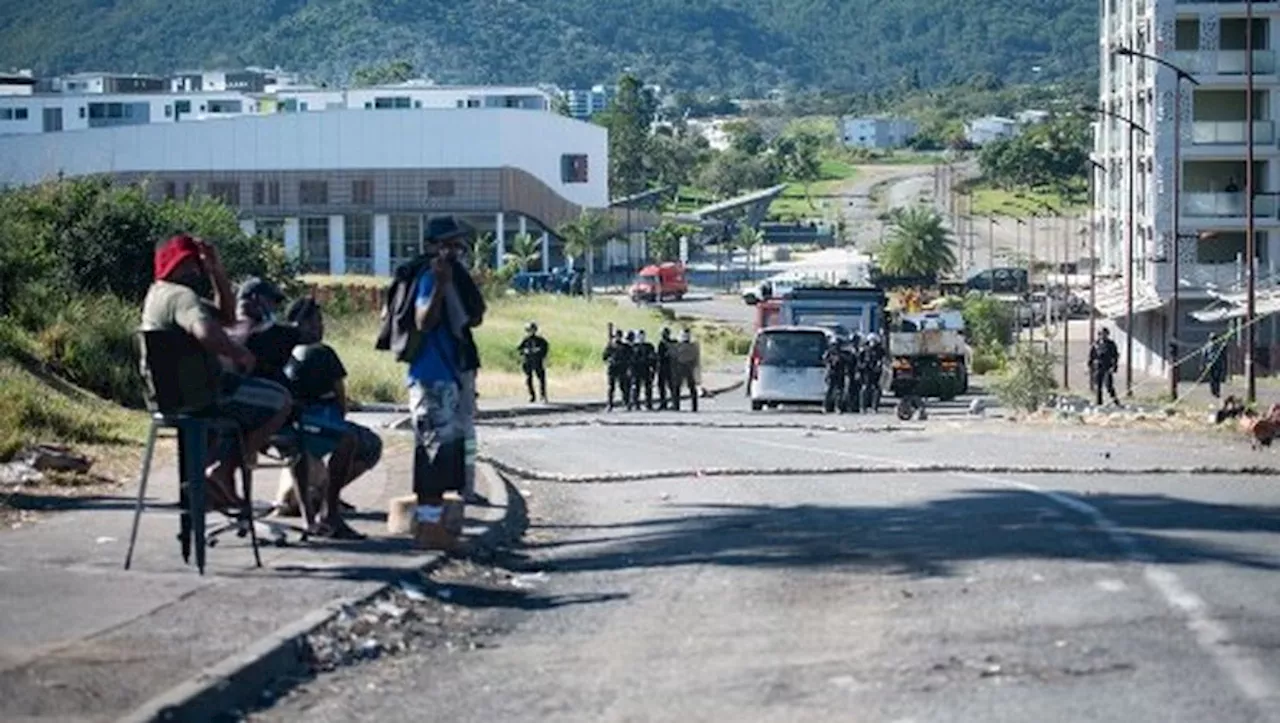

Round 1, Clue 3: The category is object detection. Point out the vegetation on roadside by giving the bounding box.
[876,206,957,279]
[990,343,1058,412]
[962,113,1091,218]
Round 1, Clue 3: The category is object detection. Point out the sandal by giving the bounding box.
[310,519,367,541]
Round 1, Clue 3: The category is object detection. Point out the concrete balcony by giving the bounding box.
[1181,262,1247,292]
[1168,50,1277,76]
[1182,192,1278,218]
[1190,120,1275,146]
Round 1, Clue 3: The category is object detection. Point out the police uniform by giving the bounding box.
[630,331,657,411]
[656,328,676,410]
[603,331,633,410]
[823,343,848,412]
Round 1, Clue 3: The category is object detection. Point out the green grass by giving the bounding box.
[327,294,750,404]
[769,153,860,221]
[0,360,147,462]
[966,181,1088,218]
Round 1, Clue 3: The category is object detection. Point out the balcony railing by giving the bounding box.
[1190,120,1276,145]
[1169,50,1277,75]
[1181,191,1279,217]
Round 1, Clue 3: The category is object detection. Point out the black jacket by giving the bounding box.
[518,335,549,367]
[376,256,486,371]
[1089,338,1119,373]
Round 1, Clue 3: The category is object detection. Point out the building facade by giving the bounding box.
[964,116,1019,146]
[0,109,608,277]
[564,85,614,120]
[840,117,919,150]
[1096,0,1280,380]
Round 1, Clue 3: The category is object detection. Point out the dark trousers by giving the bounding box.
[657,369,673,409]
[1209,373,1225,399]
[632,370,654,410]
[524,363,546,401]
[607,369,630,409]
[1093,370,1119,406]
[671,371,698,412]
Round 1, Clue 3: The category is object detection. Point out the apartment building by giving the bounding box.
[564,85,615,119]
[840,116,919,150]
[1096,0,1280,379]
[0,109,609,277]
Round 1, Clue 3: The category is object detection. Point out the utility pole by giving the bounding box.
[1246,0,1258,403]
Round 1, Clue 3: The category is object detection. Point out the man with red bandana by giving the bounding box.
[140,234,293,510]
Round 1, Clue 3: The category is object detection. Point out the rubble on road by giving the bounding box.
[0,462,44,487]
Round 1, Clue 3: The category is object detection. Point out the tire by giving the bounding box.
[751,400,765,411]
[896,398,915,421]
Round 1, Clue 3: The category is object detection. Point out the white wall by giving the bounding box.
[0,91,261,135]
[0,108,610,209]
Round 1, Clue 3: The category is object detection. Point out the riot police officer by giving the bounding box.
[656,327,676,410]
[630,330,657,410]
[603,328,632,411]
[823,339,849,413]
[860,333,885,412]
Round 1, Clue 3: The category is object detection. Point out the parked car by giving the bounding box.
[746,326,832,411]
[966,267,1029,294]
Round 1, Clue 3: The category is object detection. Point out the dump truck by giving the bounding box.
[888,310,970,402]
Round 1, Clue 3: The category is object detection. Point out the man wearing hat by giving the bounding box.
[140,234,293,510]
[407,216,488,549]
[228,277,313,389]
[517,321,550,403]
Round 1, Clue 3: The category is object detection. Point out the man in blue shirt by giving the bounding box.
[408,217,474,550]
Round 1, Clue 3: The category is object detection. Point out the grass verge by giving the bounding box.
[0,360,147,462]
[327,294,750,404]
[966,181,1087,217]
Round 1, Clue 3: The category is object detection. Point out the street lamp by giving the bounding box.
[987,215,1001,293]
[1246,0,1258,404]
[1081,103,1149,397]
[1086,158,1106,349]
[1113,44,1200,402]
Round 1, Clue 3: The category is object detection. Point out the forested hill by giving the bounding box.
[0,0,1095,94]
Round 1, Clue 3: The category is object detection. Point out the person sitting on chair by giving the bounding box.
[228,277,306,388]
[140,234,293,511]
[281,298,382,540]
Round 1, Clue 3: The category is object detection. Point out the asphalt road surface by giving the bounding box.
[256,395,1280,723]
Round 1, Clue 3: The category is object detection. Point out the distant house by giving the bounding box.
[840,116,918,149]
[964,116,1019,146]
[1016,109,1051,125]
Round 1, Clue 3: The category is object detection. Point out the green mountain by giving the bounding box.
[0,0,1095,94]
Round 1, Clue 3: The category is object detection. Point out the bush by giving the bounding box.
[970,343,1007,375]
[991,344,1058,413]
[961,292,1014,349]
[36,295,143,407]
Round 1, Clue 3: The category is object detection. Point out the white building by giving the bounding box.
[964,116,1019,146]
[1096,0,1280,381]
[0,83,554,136]
[0,109,611,277]
[564,85,614,119]
[53,72,167,94]
[840,116,918,150]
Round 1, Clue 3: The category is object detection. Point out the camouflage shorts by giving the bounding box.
[409,380,466,498]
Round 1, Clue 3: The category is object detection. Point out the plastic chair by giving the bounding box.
[123,330,261,574]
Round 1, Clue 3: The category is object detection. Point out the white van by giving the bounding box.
[745,326,832,411]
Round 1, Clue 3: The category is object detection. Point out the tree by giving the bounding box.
[471,232,496,274]
[697,149,781,200]
[735,226,765,279]
[351,60,415,87]
[877,206,957,279]
[648,220,698,263]
[774,132,822,207]
[507,232,542,272]
[594,73,656,198]
[557,209,617,298]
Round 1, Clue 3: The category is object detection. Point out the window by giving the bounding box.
[162,181,177,200]
[414,100,422,109]
[182,182,194,200]
[13,108,26,120]
[467,99,481,108]
[256,218,285,244]
[456,100,465,108]
[0,109,11,120]
[390,214,422,268]
[207,99,243,114]
[164,105,172,118]
[426,179,455,198]
[208,181,240,206]
[174,100,191,116]
[78,106,85,118]
[352,179,374,205]
[299,180,328,205]
[300,217,331,273]
[561,154,589,183]
[42,107,63,132]
[345,214,374,274]
[253,181,280,206]
[373,97,412,109]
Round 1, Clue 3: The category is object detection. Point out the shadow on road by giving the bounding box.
[522,490,1280,579]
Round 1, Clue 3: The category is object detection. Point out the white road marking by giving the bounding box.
[749,434,1280,712]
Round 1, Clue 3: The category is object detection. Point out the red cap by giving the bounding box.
[154,234,201,281]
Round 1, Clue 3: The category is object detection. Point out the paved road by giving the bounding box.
[256,394,1280,722]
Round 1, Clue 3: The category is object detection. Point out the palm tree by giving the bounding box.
[471,232,496,274]
[877,206,957,280]
[507,231,542,272]
[735,226,765,280]
[557,209,617,298]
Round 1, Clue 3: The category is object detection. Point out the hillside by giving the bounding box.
[0,0,1095,94]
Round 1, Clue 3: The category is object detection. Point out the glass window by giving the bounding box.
[208,181,240,206]
[352,179,374,205]
[0,109,11,120]
[256,218,285,244]
[345,214,374,275]
[390,214,421,269]
[300,217,331,273]
[561,154,589,183]
[174,100,191,115]
[14,108,27,120]
[426,179,455,197]
[299,180,328,205]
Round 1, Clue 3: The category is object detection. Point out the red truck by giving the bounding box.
[629,262,689,303]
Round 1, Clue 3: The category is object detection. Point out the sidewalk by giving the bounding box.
[0,432,509,722]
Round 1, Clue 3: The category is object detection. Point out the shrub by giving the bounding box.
[961,292,1014,349]
[970,343,1007,375]
[991,343,1058,412]
[36,295,143,407]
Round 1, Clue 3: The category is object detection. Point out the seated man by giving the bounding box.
[283,298,383,540]
[228,277,304,388]
[140,234,292,510]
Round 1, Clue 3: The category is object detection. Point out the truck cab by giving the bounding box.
[629,262,688,303]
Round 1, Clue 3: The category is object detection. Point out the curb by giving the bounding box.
[119,462,521,723]
[363,378,745,421]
